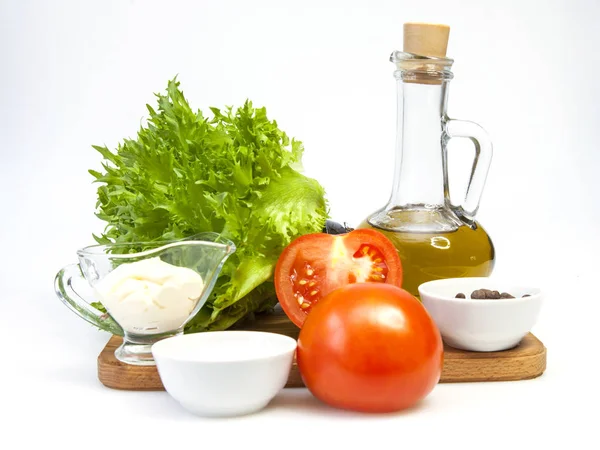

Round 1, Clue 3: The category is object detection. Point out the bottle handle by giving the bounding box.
[54,263,124,336]
[444,118,493,221]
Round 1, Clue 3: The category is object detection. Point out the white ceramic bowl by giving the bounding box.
[151,331,297,417]
[418,277,543,352]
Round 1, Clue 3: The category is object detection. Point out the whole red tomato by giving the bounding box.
[297,283,443,413]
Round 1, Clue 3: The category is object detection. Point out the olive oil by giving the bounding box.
[358,211,495,298]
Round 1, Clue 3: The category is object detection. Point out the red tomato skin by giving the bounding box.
[297,283,443,413]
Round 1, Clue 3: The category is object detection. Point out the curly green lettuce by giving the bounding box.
[89,78,328,332]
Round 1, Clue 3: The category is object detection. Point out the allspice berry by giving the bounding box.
[464,289,528,300]
[471,289,487,299]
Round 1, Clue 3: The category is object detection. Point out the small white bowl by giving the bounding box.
[418,277,543,352]
[151,331,297,417]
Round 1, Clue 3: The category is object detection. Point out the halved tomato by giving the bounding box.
[274,229,403,327]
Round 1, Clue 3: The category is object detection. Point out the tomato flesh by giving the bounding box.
[290,261,321,313]
[275,229,403,327]
[290,243,390,314]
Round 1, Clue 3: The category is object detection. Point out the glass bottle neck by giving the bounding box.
[388,78,449,209]
[366,52,467,233]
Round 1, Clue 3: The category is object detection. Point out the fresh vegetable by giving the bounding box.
[89,78,328,332]
[322,219,353,235]
[274,228,403,327]
[297,283,443,413]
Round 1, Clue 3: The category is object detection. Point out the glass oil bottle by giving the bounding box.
[359,23,495,297]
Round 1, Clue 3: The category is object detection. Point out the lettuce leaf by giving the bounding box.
[90,78,328,332]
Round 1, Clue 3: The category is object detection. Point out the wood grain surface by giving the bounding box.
[98,307,547,390]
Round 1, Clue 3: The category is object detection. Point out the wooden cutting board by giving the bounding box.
[98,307,547,390]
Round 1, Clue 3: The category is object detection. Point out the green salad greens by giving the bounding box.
[90,78,328,332]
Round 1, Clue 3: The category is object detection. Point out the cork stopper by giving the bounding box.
[403,23,450,58]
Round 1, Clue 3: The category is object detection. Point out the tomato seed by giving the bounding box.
[306,269,314,276]
[374,258,382,263]
[301,302,310,309]
[374,267,383,272]
[299,279,307,285]
[310,290,318,296]
[308,281,316,287]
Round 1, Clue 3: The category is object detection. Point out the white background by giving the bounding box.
[1,0,599,448]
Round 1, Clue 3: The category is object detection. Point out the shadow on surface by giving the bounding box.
[265,388,432,419]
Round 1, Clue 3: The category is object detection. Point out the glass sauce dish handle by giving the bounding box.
[443,118,494,222]
[54,263,124,336]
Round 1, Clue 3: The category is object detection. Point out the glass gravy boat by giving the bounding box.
[54,233,235,365]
